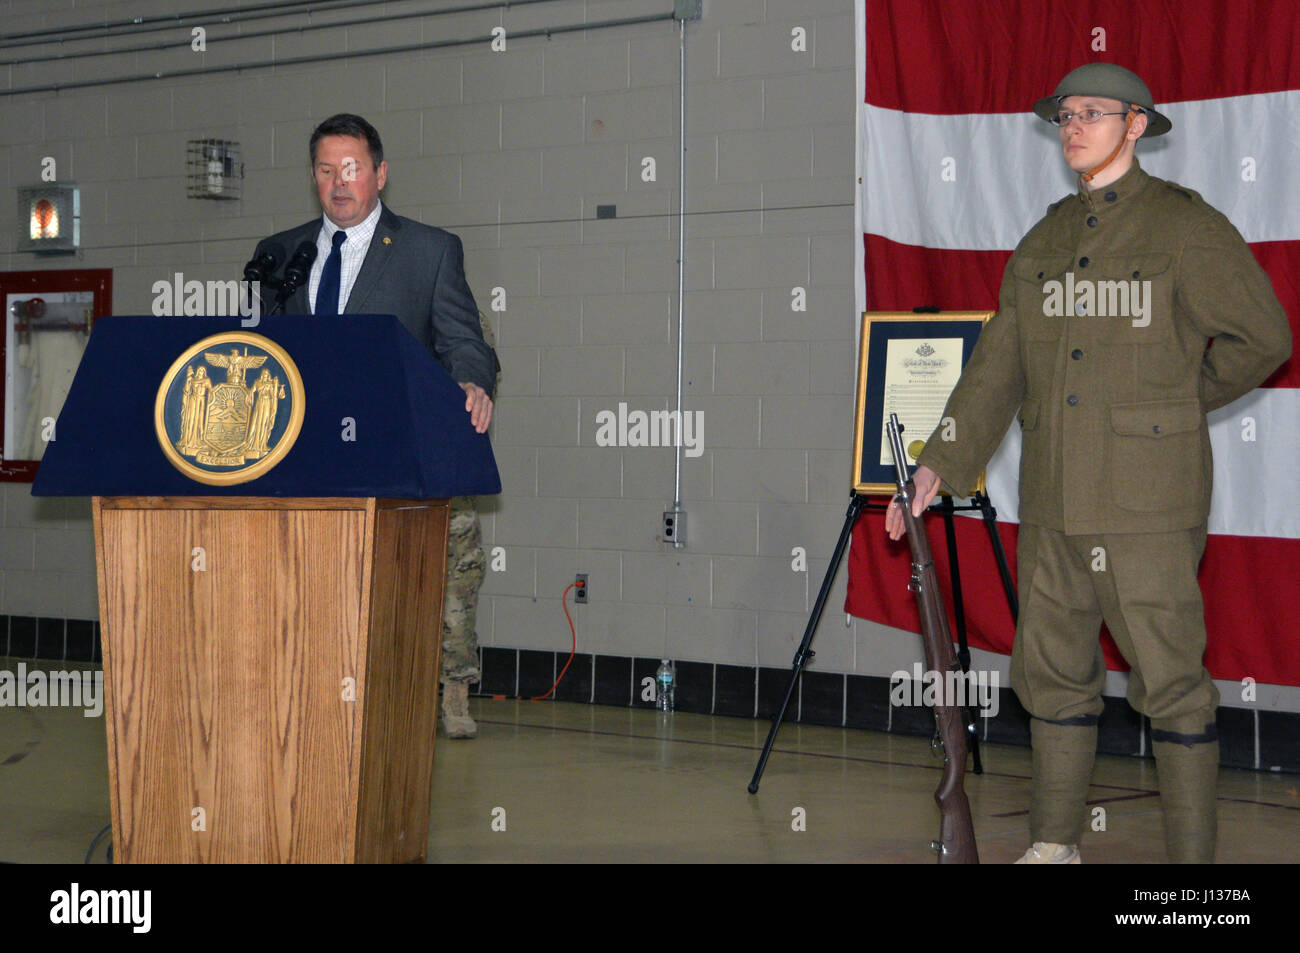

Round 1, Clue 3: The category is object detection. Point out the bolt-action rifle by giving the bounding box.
[887,413,979,864]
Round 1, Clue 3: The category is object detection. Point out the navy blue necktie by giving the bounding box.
[315,229,347,315]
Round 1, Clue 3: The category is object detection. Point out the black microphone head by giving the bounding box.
[243,243,283,283]
[282,241,318,287]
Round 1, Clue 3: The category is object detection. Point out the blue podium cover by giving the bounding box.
[32,315,501,498]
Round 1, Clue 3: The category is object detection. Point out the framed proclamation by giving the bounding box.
[851,311,992,496]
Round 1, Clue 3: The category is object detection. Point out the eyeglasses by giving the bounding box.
[1051,108,1130,127]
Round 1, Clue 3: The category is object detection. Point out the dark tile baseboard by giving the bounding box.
[476,645,1300,775]
[2,615,1294,773]
[0,614,101,663]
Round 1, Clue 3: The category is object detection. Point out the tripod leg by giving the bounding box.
[976,491,1019,623]
[940,496,982,775]
[748,493,866,794]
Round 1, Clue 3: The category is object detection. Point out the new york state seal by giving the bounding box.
[155,332,304,485]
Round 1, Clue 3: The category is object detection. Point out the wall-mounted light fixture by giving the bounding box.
[187,140,243,200]
[17,184,80,254]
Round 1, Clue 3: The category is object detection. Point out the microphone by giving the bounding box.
[243,244,283,284]
[242,244,283,318]
[281,241,317,295]
[271,241,318,314]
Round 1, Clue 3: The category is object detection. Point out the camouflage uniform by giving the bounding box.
[441,311,499,685]
[442,495,486,682]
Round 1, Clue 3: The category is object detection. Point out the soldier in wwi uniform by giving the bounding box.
[886,63,1291,863]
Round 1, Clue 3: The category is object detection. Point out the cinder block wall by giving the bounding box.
[0,0,931,680]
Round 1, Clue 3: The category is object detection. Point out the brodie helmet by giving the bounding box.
[1034,62,1172,137]
[1035,63,1171,180]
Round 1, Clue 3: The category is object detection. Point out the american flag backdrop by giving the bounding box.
[846,0,1300,691]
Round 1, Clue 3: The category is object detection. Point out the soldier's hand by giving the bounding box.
[885,465,941,540]
[459,382,493,433]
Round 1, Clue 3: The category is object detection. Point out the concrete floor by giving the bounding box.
[2,664,1297,864]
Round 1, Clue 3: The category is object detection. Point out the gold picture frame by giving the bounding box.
[851,311,993,496]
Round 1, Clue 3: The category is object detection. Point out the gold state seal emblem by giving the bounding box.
[155,332,304,485]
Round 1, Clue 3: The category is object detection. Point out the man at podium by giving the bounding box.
[251,113,498,739]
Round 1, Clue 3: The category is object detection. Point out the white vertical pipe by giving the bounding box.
[672,16,686,521]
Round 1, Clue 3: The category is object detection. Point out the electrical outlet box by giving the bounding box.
[674,0,703,20]
[662,510,685,546]
[575,573,588,603]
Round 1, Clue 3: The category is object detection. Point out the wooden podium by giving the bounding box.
[94,496,447,863]
[35,316,502,864]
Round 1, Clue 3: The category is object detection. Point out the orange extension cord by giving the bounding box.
[488,579,580,701]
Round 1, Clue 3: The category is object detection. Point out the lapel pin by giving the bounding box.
[382,236,391,245]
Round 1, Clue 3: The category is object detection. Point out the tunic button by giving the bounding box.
[1153,425,1161,434]
[1067,395,1079,406]
[1071,348,1083,360]
[1132,270,1141,278]
[1086,216,1098,227]
[1105,190,1118,202]
[1075,300,1088,316]
[1079,256,1090,267]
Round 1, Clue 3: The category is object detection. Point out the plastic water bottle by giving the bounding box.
[655,659,675,712]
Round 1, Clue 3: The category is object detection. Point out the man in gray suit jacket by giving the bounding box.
[251,113,496,736]
[251,113,495,430]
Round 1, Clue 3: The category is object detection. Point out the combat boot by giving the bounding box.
[441,680,477,739]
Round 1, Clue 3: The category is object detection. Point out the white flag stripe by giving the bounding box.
[862,89,1300,250]
[1206,388,1300,539]
[956,387,1299,540]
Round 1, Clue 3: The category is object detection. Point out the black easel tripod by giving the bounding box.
[746,487,1019,794]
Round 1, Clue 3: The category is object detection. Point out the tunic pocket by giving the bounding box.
[1108,398,1205,512]
[1019,398,1040,430]
[1013,255,1074,341]
[1084,252,1174,342]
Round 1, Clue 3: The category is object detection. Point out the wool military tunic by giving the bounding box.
[917,159,1291,535]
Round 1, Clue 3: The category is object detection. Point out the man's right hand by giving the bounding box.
[458,381,494,433]
[885,464,942,540]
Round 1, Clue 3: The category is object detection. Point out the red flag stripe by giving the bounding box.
[846,511,1300,685]
[865,0,1300,111]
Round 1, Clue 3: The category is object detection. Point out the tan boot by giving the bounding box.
[441,680,477,739]
[1014,842,1081,864]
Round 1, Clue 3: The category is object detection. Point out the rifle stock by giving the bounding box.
[887,414,979,865]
